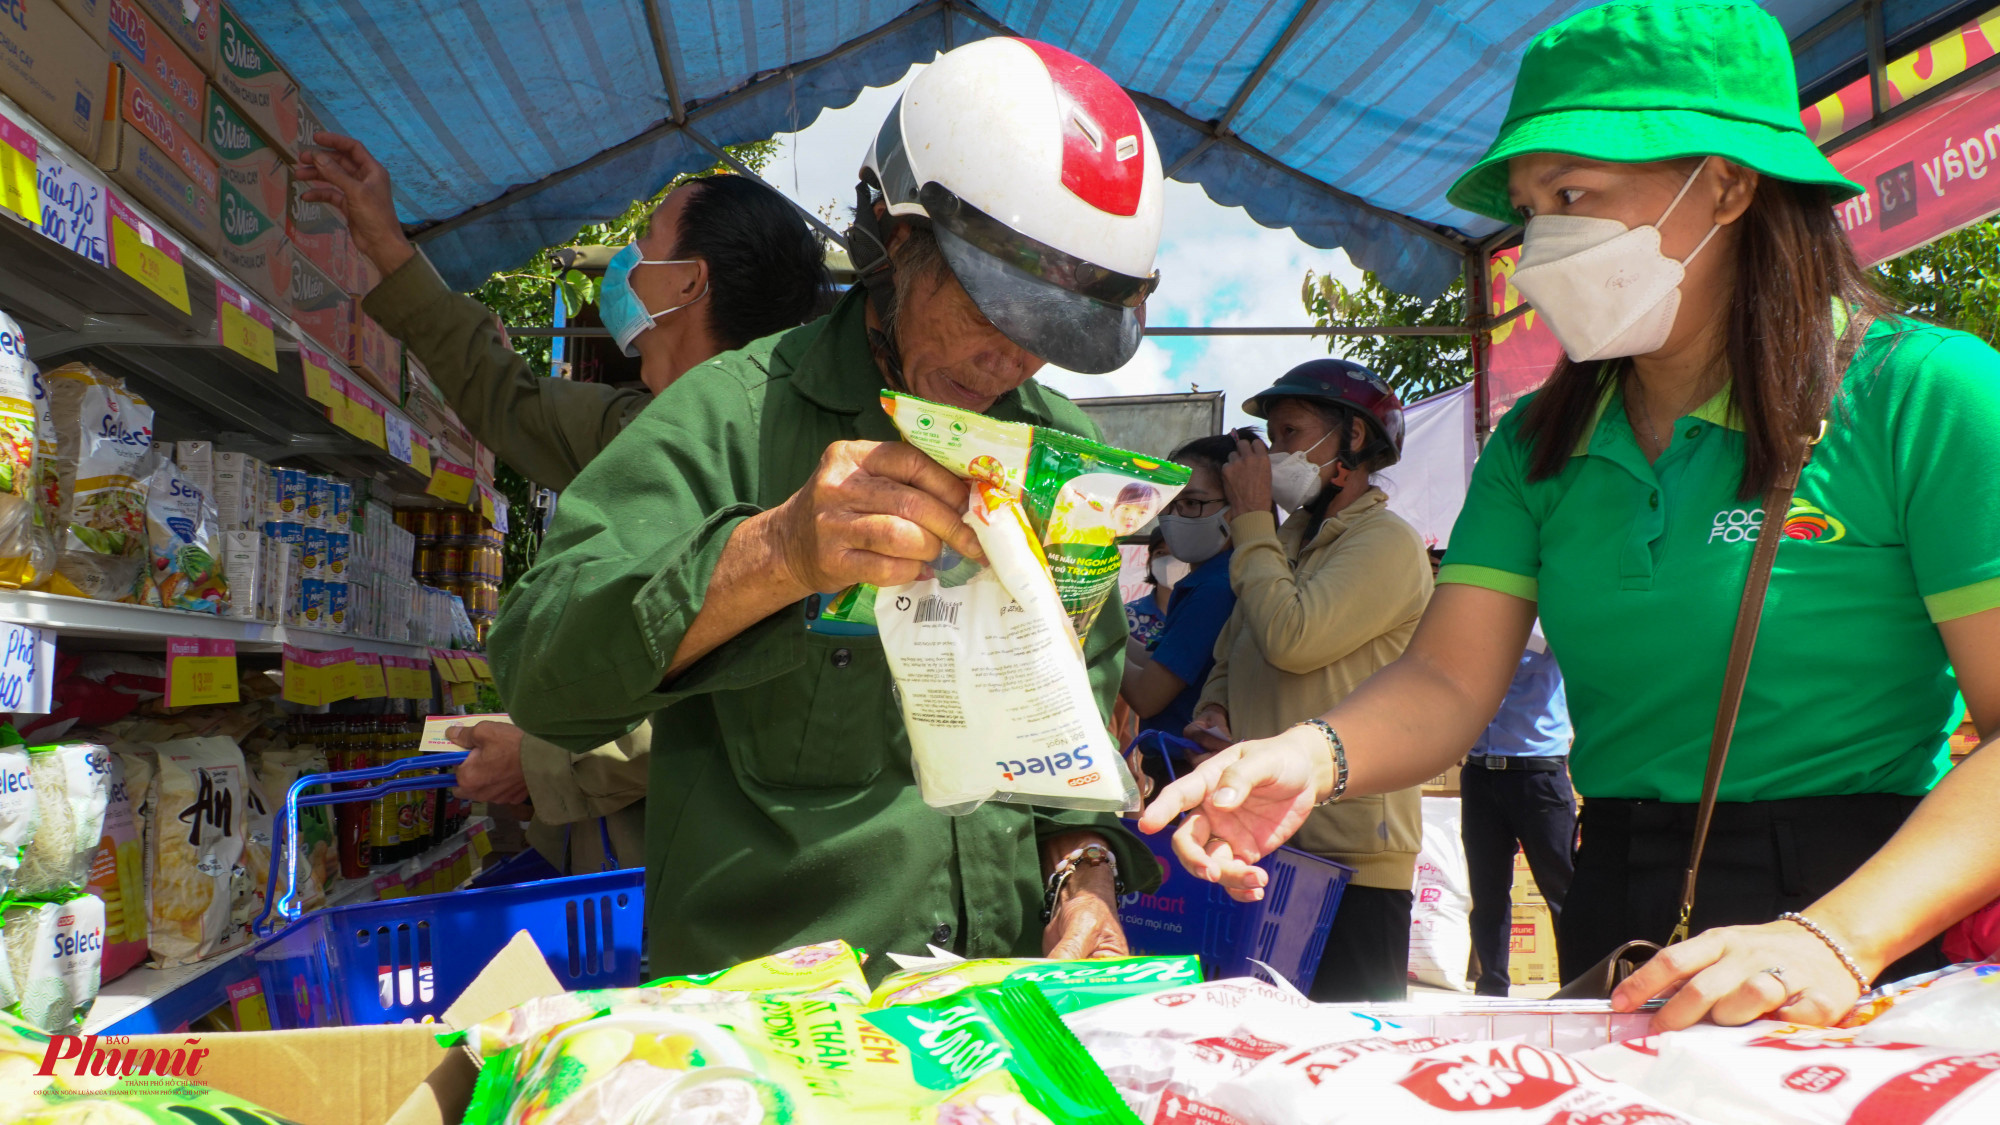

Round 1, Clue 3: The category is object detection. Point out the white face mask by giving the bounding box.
[1269,430,1334,512]
[1510,159,1722,363]
[1158,512,1229,566]
[1149,556,1190,589]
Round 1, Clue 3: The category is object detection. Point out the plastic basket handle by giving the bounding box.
[253,752,470,936]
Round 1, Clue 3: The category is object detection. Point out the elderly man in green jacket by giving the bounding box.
[298,131,830,873]
[490,38,1171,974]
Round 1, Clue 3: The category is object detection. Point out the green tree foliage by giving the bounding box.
[465,140,780,588]
[1300,270,1470,403]
[1873,216,2000,347]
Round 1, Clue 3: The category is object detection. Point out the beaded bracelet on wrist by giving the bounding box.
[1779,911,1872,993]
[1299,718,1348,806]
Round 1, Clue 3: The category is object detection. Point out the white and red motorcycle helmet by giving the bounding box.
[855,37,1164,374]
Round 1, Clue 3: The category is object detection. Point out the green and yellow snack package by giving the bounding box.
[871,953,1203,1013]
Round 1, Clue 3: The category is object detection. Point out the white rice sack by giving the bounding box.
[16,743,110,897]
[878,482,1137,814]
[2,892,105,1032]
[0,741,36,899]
[146,737,249,967]
[1409,796,1473,992]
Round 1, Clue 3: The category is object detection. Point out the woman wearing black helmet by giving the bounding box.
[1185,357,1434,1001]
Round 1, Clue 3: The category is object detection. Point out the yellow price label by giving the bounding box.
[217,281,278,371]
[0,117,37,226]
[470,829,493,859]
[360,403,387,448]
[444,652,476,682]
[109,197,190,313]
[448,679,480,706]
[332,393,375,442]
[320,649,359,703]
[410,440,432,478]
[351,653,388,699]
[425,462,474,506]
[302,349,341,409]
[166,639,239,707]
[465,653,493,682]
[429,649,459,682]
[480,489,496,522]
[385,657,432,699]
[280,645,322,706]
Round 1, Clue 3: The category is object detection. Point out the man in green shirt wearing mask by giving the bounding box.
[296,133,831,873]
[491,37,1169,974]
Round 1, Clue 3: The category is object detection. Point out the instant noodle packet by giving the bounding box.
[463,978,1137,1125]
[0,312,48,589]
[871,953,1201,1013]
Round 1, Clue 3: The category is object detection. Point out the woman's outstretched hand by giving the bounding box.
[1137,727,1329,902]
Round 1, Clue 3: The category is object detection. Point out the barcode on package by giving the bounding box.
[914,595,960,626]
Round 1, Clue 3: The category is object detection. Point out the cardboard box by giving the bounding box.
[1422,760,1463,796]
[95,0,215,73]
[216,175,285,305]
[287,173,352,286]
[0,0,109,156]
[1510,849,1547,906]
[100,67,219,250]
[1509,901,1558,986]
[209,2,298,155]
[219,527,259,619]
[206,86,288,223]
[62,0,203,136]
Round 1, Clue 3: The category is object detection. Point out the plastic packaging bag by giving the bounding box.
[251,746,334,895]
[1579,1018,2000,1125]
[0,312,48,589]
[1408,795,1473,991]
[2,892,105,1032]
[137,458,227,613]
[84,752,148,982]
[463,979,1133,1125]
[146,737,248,966]
[0,735,34,901]
[872,951,1201,1012]
[15,743,110,898]
[1840,960,2000,1050]
[879,482,1140,813]
[42,363,153,601]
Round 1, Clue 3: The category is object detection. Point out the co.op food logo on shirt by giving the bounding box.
[1708,501,1846,544]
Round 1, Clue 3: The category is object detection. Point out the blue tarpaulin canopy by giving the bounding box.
[236,0,1975,299]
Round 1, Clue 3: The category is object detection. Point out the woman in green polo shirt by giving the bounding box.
[1141,0,2000,1030]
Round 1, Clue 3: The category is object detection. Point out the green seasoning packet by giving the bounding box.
[463,980,1137,1125]
[871,953,1203,1013]
[840,392,1188,638]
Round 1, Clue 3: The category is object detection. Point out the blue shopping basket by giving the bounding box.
[249,751,646,1028]
[1119,731,1353,991]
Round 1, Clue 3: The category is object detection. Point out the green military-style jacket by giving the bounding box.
[490,289,1158,977]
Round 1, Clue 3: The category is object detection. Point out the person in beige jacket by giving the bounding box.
[1187,359,1433,1002]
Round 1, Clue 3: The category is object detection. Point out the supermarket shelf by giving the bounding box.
[0,589,429,657]
[0,93,442,509]
[87,818,497,1034]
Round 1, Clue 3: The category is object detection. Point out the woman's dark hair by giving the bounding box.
[668,174,833,349]
[1143,528,1168,585]
[1516,173,1891,499]
[1170,431,1255,478]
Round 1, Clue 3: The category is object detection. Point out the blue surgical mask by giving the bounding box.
[600,243,707,357]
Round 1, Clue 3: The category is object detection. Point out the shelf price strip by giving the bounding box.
[165,638,239,707]
[215,278,278,372]
[108,193,190,313]
[0,115,38,227]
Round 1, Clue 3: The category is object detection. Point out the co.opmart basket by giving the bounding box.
[249,751,645,1028]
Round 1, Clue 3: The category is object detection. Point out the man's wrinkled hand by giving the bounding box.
[768,440,983,592]
[1184,706,1234,754]
[1042,865,1129,960]
[450,721,532,805]
[296,132,415,278]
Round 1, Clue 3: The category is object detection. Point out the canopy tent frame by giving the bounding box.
[462,0,1996,443]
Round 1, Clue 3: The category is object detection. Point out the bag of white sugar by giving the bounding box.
[2,891,105,1032]
[879,481,1142,814]
[15,742,110,898]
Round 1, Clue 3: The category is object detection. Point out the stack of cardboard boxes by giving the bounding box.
[1508,849,1558,988]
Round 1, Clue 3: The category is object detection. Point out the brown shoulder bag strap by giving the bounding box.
[1668,310,1876,944]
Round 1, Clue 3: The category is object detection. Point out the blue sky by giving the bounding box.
[758,67,1367,432]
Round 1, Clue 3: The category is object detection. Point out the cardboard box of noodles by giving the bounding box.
[209,1,299,155]
[27,932,562,1125]
[0,0,109,156]
[206,85,287,219]
[1509,902,1558,986]
[99,65,220,252]
[64,0,216,71]
[288,174,363,291]
[60,0,202,136]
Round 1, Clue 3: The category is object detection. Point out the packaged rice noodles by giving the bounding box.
[146,737,250,966]
[15,743,110,899]
[462,979,1134,1125]
[2,892,105,1032]
[878,481,1141,813]
[136,458,227,613]
[0,733,34,900]
[872,952,1200,1012]
[0,311,50,589]
[41,364,154,601]
[83,752,148,981]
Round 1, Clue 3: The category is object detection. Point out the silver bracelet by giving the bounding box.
[1779,911,1872,993]
[1300,719,1347,805]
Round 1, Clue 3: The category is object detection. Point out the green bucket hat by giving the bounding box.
[1447,0,1864,223]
